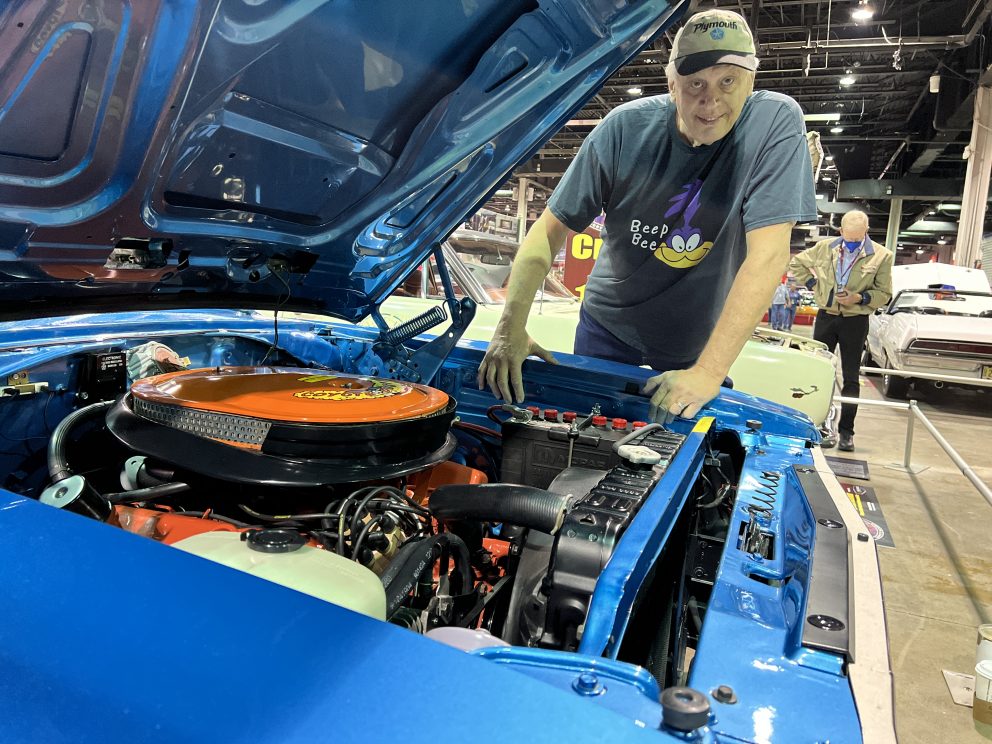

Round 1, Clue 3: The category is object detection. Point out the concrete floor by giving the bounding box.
[769,323,992,742]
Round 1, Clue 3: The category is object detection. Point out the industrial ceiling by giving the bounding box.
[503,0,992,262]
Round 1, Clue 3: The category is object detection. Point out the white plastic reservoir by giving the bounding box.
[173,530,387,620]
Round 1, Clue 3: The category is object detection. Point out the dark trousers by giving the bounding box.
[573,306,733,387]
[574,306,685,372]
[813,310,870,436]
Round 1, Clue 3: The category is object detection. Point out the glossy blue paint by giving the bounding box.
[0,491,669,743]
[686,443,862,743]
[0,0,687,322]
[580,422,709,659]
[0,310,862,742]
[474,647,664,726]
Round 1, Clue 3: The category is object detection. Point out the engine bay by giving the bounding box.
[1,325,745,687]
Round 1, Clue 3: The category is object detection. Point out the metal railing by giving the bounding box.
[862,365,992,389]
[829,367,992,509]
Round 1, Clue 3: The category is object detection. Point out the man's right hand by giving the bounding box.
[477,324,558,403]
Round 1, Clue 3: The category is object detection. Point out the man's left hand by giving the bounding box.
[835,289,862,306]
[643,365,723,424]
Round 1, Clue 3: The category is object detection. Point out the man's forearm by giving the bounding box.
[499,210,569,329]
[696,223,793,378]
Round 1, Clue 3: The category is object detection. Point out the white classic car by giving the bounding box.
[865,263,992,398]
[376,233,839,426]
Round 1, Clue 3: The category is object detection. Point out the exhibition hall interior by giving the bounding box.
[1,1,991,742]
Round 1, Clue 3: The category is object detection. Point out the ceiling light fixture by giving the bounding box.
[916,248,924,254]
[830,126,844,134]
[627,86,642,96]
[839,75,856,86]
[938,239,947,245]
[852,1,874,21]
[825,155,834,161]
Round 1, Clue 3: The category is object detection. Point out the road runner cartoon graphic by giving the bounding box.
[655,179,713,267]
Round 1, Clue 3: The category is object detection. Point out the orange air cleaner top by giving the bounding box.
[129,367,450,424]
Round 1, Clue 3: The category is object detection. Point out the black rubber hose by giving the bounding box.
[379,539,428,589]
[382,533,471,617]
[48,400,115,484]
[429,484,571,534]
[101,482,191,504]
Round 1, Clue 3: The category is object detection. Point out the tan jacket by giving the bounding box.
[790,237,893,317]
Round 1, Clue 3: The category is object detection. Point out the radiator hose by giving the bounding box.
[382,533,471,618]
[429,484,571,534]
[48,400,115,484]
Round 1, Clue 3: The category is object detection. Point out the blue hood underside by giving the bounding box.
[0,0,684,321]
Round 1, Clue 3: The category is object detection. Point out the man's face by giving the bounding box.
[840,223,868,242]
[670,65,753,146]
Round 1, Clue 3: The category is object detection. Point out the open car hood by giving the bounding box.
[0,0,684,322]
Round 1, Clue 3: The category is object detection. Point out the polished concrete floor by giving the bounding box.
[771,323,992,742]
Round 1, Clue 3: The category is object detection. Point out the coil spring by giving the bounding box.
[748,470,780,519]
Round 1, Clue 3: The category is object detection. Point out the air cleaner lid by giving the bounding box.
[129,367,449,424]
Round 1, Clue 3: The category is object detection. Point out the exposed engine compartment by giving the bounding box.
[9,334,744,685]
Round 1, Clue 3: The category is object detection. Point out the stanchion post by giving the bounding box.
[903,400,917,469]
[885,398,928,474]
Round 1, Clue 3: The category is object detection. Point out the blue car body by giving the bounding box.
[0,2,892,742]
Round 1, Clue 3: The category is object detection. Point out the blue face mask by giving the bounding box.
[843,239,863,252]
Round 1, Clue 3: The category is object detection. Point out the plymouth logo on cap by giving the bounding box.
[710,28,725,40]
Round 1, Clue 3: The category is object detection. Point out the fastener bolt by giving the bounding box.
[572,672,605,696]
[807,614,845,631]
[712,685,737,704]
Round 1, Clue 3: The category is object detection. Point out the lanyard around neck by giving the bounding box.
[835,239,864,287]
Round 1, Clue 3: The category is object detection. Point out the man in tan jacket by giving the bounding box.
[790,210,893,451]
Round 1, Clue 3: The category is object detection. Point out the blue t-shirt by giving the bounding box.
[548,90,817,366]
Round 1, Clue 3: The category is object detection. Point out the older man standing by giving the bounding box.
[790,210,893,451]
[478,8,817,422]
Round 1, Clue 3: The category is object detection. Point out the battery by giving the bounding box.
[500,416,629,489]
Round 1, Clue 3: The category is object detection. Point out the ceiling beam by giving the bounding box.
[838,178,975,200]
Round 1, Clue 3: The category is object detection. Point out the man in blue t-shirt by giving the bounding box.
[478,8,817,422]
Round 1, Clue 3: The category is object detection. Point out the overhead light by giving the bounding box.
[627,87,642,96]
[938,203,962,211]
[825,155,834,161]
[830,127,844,134]
[839,75,856,86]
[897,246,905,250]
[927,210,936,215]
[804,113,841,122]
[852,1,874,21]
[938,239,947,245]
[816,193,826,199]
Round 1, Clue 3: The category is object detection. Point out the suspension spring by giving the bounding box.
[748,470,780,519]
